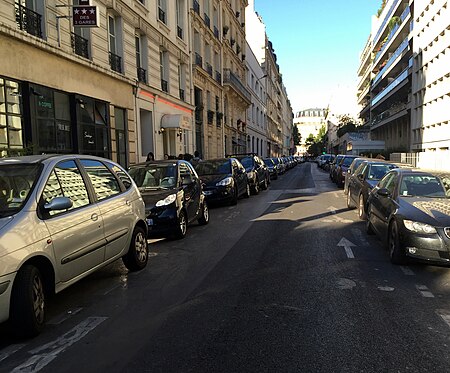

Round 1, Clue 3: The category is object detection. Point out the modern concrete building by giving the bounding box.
[294,108,327,155]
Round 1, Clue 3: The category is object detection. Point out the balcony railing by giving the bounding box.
[204,14,210,28]
[223,69,251,103]
[371,102,407,127]
[373,37,409,86]
[161,79,168,92]
[15,3,42,38]
[194,52,203,68]
[179,88,185,101]
[215,71,221,83]
[137,67,146,83]
[71,32,89,59]
[373,0,400,44]
[193,0,200,15]
[177,26,183,39]
[372,68,408,106]
[205,62,213,77]
[213,26,219,39]
[158,7,166,23]
[109,52,122,73]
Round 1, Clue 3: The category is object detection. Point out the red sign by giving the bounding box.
[73,6,98,27]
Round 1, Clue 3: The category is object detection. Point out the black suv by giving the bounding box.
[228,153,270,194]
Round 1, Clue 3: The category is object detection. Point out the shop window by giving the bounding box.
[0,78,24,156]
[114,107,127,168]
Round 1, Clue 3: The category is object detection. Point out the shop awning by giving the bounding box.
[161,114,192,131]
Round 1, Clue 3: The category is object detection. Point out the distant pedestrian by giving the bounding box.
[190,150,202,166]
[164,153,169,160]
[146,152,154,161]
[178,153,184,160]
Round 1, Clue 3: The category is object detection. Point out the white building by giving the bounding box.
[294,108,327,155]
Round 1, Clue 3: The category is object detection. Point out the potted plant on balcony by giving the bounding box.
[388,16,401,32]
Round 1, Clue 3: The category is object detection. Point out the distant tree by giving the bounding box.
[293,125,301,145]
[337,114,358,138]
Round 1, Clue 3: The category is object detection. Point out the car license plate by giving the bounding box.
[146,218,153,226]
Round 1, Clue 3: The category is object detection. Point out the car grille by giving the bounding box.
[445,227,450,239]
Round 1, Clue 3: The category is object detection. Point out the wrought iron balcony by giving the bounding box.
[204,14,210,28]
[223,69,251,103]
[177,26,183,39]
[205,62,213,77]
[158,7,166,23]
[15,3,42,38]
[161,79,168,92]
[214,26,219,39]
[193,0,200,15]
[137,67,146,83]
[179,88,185,101]
[109,52,122,73]
[215,71,221,83]
[71,32,89,59]
[194,53,203,68]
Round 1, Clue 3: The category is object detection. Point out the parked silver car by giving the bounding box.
[0,155,148,337]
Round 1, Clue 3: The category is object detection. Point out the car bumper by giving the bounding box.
[146,208,179,238]
[0,272,16,324]
[203,187,234,204]
[399,227,450,265]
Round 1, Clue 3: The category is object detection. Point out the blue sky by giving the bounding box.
[253,0,379,115]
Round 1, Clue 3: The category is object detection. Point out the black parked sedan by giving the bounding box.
[128,160,209,239]
[263,158,278,180]
[230,153,269,194]
[366,169,450,265]
[195,158,250,205]
[347,160,397,220]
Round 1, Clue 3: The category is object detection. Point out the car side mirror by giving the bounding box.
[44,196,73,211]
[357,173,364,180]
[377,188,390,197]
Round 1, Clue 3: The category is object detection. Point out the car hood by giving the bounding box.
[398,197,450,226]
[199,174,231,186]
[139,189,177,207]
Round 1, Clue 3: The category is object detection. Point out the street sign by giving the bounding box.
[73,6,98,27]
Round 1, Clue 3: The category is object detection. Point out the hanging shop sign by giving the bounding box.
[73,6,99,27]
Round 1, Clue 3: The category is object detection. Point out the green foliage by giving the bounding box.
[306,126,327,156]
[292,125,301,146]
[388,16,401,31]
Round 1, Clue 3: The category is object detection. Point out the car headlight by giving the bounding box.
[403,220,437,234]
[155,194,177,207]
[247,171,255,180]
[216,177,233,187]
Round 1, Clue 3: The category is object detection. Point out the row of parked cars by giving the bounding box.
[319,154,450,267]
[0,153,300,338]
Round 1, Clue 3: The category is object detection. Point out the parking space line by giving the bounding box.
[11,317,107,373]
[400,266,415,276]
[437,310,450,329]
[416,284,435,298]
[0,344,26,364]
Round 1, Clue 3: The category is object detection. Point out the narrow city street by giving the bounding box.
[2,162,450,372]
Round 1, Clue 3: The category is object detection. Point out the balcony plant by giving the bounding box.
[388,16,401,31]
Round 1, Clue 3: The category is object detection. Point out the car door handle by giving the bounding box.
[91,213,98,221]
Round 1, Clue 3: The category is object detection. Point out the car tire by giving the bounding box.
[244,183,250,198]
[366,207,375,235]
[347,189,355,209]
[388,220,405,264]
[174,210,187,239]
[358,194,366,220]
[252,179,260,195]
[123,226,148,271]
[261,177,268,190]
[230,187,238,205]
[10,264,46,338]
[198,201,209,225]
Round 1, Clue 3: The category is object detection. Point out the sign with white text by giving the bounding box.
[73,6,98,27]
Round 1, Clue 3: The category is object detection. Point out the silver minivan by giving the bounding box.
[0,155,148,337]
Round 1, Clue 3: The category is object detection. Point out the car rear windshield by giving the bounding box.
[129,164,177,190]
[400,174,450,198]
[0,164,41,217]
[367,164,397,180]
[195,160,231,175]
[238,157,254,169]
[341,157,357,167]
[263,159,274,166]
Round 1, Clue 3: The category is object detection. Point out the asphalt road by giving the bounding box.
[2,162,450,372]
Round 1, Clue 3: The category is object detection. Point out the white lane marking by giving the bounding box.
[437,310,450,329]
[47,307,83,325]
[400,266,415,276]
[11,317,107,373]
[0,344,26,364]
[351,228,369,246]
[337,237,356,259]
[333,192,340,198]
[416,284,435,298]
[336,278,356,290]
[378,286,395,292]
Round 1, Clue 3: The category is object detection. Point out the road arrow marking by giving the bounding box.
[338,237,356,258]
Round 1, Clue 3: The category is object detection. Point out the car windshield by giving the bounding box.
[367,164,396,180]
[350,159,365,173]
[342,157,357,167]
[263,159,273,167]
[272,158,280,165]
[195,160,231,175]
[238,157,254,169]
[400,174,449,198]
[128,164,177,190]
[0,164,41,217]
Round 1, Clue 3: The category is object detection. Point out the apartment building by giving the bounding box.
[280,83,293,156]
[294,108,327,155]
[0,0,194,165]
[411,0,450,152]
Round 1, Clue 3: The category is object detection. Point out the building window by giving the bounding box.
[136,35,147,83]
[114,108,127,167]
[178,64,186,101]
[108,15,122,73]
[0,78,24,156]
[176,0,184,38]
[160,50,168,93]
[158,0,167,24]
[15,0,44,39]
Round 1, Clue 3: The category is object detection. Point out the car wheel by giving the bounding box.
[174,210,187,239]
[10,264,46,338]
[230,187,238,205]
[347,189,355,209]
[366,207,375,235]
[244,183,250,198]
[252,179,260,195]
[198,201,209,225]
[123,226,148,271]
[262,177,268,190]
[358,194,366,220]
[388,221,405,264]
